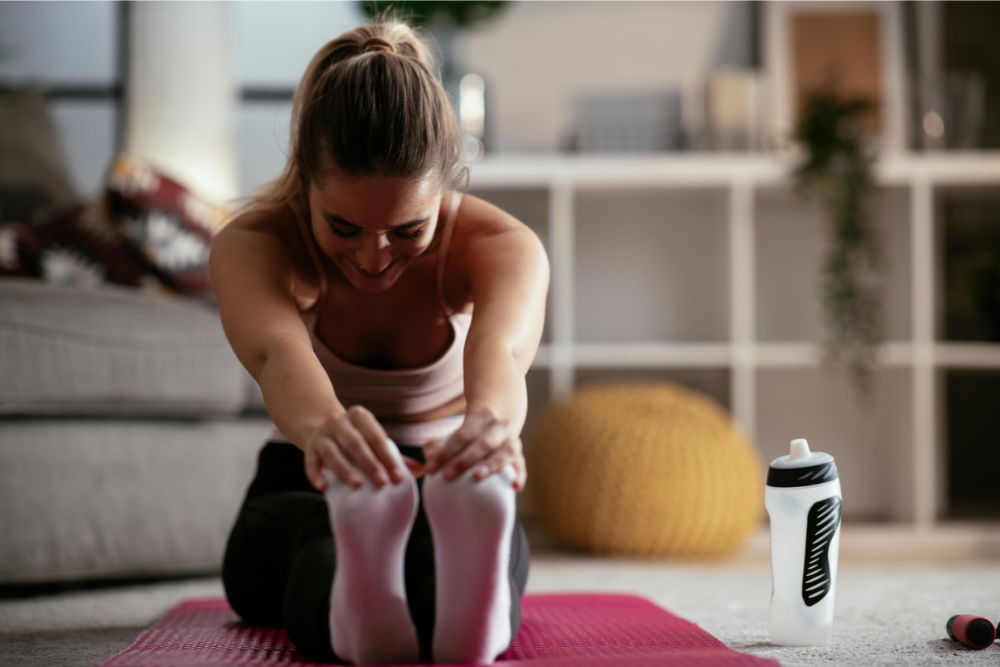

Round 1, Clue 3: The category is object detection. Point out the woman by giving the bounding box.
[209,18,548,667]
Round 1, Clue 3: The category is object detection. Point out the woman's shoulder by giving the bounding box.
[223,202,298,244]
[222,201,315,262]
[444,192,547,303]
[452,192,545,260]
[212,201,322,304]
[454,193,526,237]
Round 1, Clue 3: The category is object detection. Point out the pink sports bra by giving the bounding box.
[288,191,471,418]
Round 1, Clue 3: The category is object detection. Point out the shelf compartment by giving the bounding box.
[756,368,914,522]
[574,187,729,343]
[945,369,1000,520]
[755,186,912,343]
[939,185,1000,343]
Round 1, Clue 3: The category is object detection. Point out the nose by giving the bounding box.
[356,233,393,273]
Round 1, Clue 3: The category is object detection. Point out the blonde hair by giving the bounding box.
[241,19,465,215]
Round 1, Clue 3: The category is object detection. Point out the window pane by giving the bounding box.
[229,1,363,87]
[0,2,117,84]
[238,102,292,196]
[50,100,117,198]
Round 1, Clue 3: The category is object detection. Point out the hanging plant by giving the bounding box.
[794,89,882,395]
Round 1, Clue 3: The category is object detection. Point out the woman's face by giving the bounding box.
[307,173,443,292]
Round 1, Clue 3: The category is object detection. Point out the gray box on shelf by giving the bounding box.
[572,89,683,153]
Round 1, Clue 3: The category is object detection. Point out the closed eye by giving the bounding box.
[328,222,359,238]
[324,213,428,241]
[395,226,424,240]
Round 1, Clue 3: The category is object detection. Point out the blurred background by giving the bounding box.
[2,0,1000,596]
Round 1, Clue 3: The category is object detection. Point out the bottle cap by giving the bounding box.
[767,438,839,488]
[789,438,811,461]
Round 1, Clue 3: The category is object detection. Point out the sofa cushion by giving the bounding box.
[0,418,273,583]
[0,278,246,416]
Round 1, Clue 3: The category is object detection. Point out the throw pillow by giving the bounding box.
[106,155,230,294]
[3,202,163,289]
[0,221,42,277]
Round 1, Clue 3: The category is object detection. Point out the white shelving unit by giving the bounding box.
[469,152,1000,532]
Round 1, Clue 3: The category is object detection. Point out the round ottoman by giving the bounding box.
[527,382,763,558]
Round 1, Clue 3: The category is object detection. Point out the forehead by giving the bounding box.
[310,173,440,212]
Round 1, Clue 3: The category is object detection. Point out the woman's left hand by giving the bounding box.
[422,407,526,491]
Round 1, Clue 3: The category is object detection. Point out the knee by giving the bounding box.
[222,507,285,627]
[282,539,338,663]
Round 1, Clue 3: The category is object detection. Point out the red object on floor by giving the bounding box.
[96,594,780,666]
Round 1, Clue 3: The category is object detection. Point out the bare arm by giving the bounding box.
[209,224,405,490]
[423,220,549,489]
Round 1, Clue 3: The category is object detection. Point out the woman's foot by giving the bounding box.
[324,469,421,665]
[423,465,517,664]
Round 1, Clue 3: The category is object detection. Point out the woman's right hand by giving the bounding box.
[303,405,409,491]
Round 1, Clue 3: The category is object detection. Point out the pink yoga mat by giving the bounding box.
[97,594,780,666]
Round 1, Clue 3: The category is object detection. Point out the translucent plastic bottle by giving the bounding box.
[765,439,842,646]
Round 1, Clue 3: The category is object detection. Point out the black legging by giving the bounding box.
[222,441,530,663]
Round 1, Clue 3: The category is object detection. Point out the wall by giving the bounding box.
[459,1,755,152]
[0,2,753,196]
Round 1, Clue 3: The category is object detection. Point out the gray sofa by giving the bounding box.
[0,278,274,585]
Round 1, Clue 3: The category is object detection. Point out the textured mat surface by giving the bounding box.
[96,594,780,666]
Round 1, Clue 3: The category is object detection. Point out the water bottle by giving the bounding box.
[765,438,842,646]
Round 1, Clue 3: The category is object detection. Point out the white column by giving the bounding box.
[911,176,937,528]
[549,177,575,400]
[125,1,239,202]
[729,179,756,441]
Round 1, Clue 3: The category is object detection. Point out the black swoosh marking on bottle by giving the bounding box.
[802,496,842,607]
[768,461,839,488]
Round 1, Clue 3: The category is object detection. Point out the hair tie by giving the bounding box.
[359,37,396,55]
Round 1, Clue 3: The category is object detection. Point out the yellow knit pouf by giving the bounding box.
[527,382,763,558]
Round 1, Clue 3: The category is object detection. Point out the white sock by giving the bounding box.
[423,465,517,665]
[323,467,421,665]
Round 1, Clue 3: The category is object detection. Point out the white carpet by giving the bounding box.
[1,557,999,666]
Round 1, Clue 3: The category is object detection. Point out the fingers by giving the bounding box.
[349,406,406,484]
[401,455,425,478]
[309,405,527,492]
[330,407,391,488]
[423,432,469,475]
[472,449,526,491]
[308,439,363,490]
[472,444,524,488]
[424,407,499,475]
[305,445,326,491]
[422,437,443,464]
[337,427,389,488]
[513,457,527,491]
[441,421,511,481]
